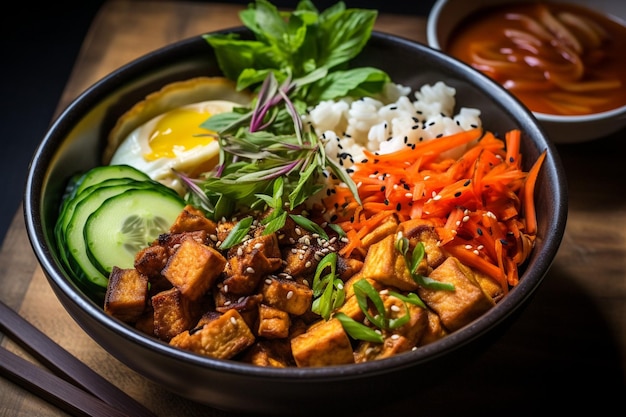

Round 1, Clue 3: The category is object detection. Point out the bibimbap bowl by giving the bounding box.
[24,7,567,415]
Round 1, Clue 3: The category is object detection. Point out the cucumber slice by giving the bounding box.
[84,188,185,274]
[65,184,140,292]
[74,164,151,196]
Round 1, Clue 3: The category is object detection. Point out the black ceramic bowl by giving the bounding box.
[24,28,567,415]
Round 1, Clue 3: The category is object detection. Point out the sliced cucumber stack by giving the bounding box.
[54,164,185,301]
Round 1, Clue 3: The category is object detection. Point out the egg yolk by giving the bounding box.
[144,108,214,161]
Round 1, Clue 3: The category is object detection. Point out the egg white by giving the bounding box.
[110,100,237,194]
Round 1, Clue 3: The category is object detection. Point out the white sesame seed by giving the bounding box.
[254,243,263,250]
[305,261,312,268]
[433,194,442,201]
[391,334,400,340]
[209,234,218,241]
[390,305,401,312]
[224,300,231,306]
[465,244,473,250]
[230,317,237,325]
[473,250,480,255]
[237,247,243,257]
[265,278,272,285]
[246,267,255,274]
[295,227,302,236]
[462,215,470,223]
[286,291,294,299]
[223,284,229,293]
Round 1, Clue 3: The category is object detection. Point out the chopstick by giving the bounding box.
[0,300,156,417]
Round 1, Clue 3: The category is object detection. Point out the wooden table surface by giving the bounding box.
[1,1,624,415]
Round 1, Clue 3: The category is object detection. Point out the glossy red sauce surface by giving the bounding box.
[446,1,626,115]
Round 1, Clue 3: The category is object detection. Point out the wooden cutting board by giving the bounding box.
[2,1,624,416]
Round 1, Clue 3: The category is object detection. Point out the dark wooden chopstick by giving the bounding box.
[0,300,156,417]
[0,347,131,417]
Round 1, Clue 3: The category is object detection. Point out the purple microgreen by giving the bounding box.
[172,169,214,212]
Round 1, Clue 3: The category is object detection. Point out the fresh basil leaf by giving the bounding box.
[308,67,390,102]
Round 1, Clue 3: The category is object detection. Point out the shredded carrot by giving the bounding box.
[322,128,544,293]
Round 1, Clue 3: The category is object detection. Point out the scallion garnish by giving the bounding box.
[395,236,455,291]
[219,216,254,250]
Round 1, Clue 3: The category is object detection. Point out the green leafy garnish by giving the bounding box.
[183,0,389,221]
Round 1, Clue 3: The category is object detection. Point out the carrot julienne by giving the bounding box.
[322,128,545,293]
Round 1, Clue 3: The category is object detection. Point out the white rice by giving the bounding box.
[305,81,482,170]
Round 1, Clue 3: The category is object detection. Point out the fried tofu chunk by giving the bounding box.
[151,287,203,341]
[169,309,255,360]
[162,238,226,300]
[104,267,148,323]
[168,204,217,235]
[353,293,428,362]
[261,277,313,316]
[291,318,355,367]
[256,304,291,339]
[359,234,418,291]
[222,233,282,295]
[241,339,293,367]
[417,256,495,331]
[398,218,447,270]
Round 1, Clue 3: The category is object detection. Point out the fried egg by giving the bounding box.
[109,100,238,193]
[105,77,252,194]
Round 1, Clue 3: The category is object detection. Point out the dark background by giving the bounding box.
[0,0,435,243]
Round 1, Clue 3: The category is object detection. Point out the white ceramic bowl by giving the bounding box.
[427,0,626,143]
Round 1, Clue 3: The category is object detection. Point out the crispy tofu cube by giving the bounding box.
[290,318,355,367]
[241,340,293,367]
[417,256,495,332]
[104,267,148,323]
[169,309,255,360]
[353,293,428,362]
[359,214,398,249]
[151,287,202,341]
[256,304,291,339]
[261,277,313,316]
[169,204,217,234]
[162,238,226,300]
[397,218,447,269]
[359,234,418,291]
[419,309,447,346]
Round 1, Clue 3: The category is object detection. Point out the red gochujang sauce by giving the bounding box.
[445,1,626,115]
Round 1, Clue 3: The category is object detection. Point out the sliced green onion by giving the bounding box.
[219,216,253,250]
[289,214,329,240]
[353,279,386,329]
[334,312,383,343]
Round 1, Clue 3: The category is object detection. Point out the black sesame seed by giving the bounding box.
[454,191,462,197]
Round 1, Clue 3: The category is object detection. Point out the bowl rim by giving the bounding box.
[23,29,568,381]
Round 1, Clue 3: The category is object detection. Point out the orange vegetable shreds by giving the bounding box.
[322,128,544,293]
